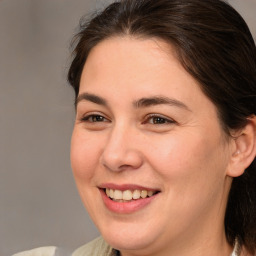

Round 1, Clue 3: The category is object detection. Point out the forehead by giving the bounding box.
[82,37,202,104]
[80,36,196,95]
[84,36,177,71]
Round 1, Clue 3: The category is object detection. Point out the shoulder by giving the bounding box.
[72,237,117,256]
[12,246,57,256]
[11,237,117,256]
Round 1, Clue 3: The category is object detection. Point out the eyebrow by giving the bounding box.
[75,93,108,108]
[76,93,190,111]
[133,96,191,111]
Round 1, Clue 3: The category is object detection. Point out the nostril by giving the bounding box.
[118,164,134,170]
[100,150,143,172]
[102,163,140,172]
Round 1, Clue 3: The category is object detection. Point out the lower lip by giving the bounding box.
[100,189,158,214]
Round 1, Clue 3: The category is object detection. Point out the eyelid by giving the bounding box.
[142,113,176,124]
[80,112,110,122]
[78,111,175,125]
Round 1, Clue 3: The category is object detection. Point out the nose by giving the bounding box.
[100,125,143,172]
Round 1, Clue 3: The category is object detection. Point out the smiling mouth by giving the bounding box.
[104,188,159,202]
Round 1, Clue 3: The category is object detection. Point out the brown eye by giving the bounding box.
[150,116,168,124]
[82,115,108,122]
[145,114,175,125]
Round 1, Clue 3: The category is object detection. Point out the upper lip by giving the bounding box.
[98,183,160,192]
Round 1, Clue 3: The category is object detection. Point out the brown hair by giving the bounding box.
[68,0,256,253]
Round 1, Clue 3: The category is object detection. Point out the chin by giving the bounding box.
[98,219,161,252]
[104,232,154,252]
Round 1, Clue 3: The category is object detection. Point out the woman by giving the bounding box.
[14,0,256,255]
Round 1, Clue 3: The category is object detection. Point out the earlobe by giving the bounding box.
[227,116,256,177]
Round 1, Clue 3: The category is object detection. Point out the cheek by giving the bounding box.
[70,129,102,182]
[70,129,105,215]
[146,131,229,225]
[147,129,227,188]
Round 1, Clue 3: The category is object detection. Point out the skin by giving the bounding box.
[71,36,238,256]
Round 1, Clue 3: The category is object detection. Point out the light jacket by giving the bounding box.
[12,237,118,256]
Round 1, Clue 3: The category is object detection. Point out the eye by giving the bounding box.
[149,116,169,124]
[79,113,111,131]
[82,114,108,123]
[143,114,175,125]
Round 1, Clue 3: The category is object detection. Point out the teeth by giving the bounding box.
[109,189,114,198]
[114,190,122,200]
[105,188,156,201]
[141,190,147,199]
[133,190,141,200]
[123,190,133,200]
[147,191,153,197]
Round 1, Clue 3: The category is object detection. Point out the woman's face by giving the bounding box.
[71,37,233,255]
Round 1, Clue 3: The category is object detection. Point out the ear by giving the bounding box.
[227,115,256,178]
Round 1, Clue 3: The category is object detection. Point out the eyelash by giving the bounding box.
[143,114,175,125]
[80,113,175,125]
[81,114,109,123]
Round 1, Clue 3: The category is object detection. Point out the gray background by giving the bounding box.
[0,0,255,255]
